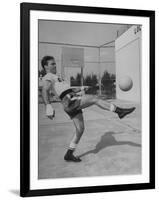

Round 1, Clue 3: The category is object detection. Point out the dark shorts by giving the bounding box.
[61,90,83,119]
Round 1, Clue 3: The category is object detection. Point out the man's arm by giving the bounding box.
[42,80,55,119]
[42,80,52,105]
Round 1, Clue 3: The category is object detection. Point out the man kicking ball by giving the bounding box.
[41,55,135,162]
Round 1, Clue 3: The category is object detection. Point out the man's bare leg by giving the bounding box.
[79,95,135,119]
[64,113,84,162]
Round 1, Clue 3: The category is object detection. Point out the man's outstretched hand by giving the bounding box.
[46,104,55,120]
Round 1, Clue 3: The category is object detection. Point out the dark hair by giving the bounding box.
[41,56,55,70]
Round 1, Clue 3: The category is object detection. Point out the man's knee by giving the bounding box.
[93,96,101,105]
[90,95,98,104]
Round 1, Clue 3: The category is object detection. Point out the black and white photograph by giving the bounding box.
[20,3,155,197]
[38,21,141,179]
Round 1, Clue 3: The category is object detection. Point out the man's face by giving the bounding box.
[45,59,56,74]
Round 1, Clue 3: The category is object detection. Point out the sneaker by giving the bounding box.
[64,149,81,162]
[115,107,136,119]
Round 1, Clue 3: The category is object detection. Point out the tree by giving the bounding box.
[76,73,81,86]
[84,73,98,94]
[70,70,116,98]
[101,70,116,98]
[70,73,81,86]
[70,76,75,86]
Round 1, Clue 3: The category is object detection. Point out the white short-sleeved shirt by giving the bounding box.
[42,73,70,97]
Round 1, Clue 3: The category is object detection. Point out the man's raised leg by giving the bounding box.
[79,95,135,119]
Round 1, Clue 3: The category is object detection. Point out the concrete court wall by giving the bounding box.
[115,25,141,103]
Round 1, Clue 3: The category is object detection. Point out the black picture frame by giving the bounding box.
[20,2,155,197]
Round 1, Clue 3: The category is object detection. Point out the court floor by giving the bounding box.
[38,99,141,179]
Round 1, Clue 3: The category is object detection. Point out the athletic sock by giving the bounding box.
[69,142,77,150]
[110,103,116,112]
[115,106,136,119]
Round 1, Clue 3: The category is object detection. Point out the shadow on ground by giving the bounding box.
[79,131,141,158]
